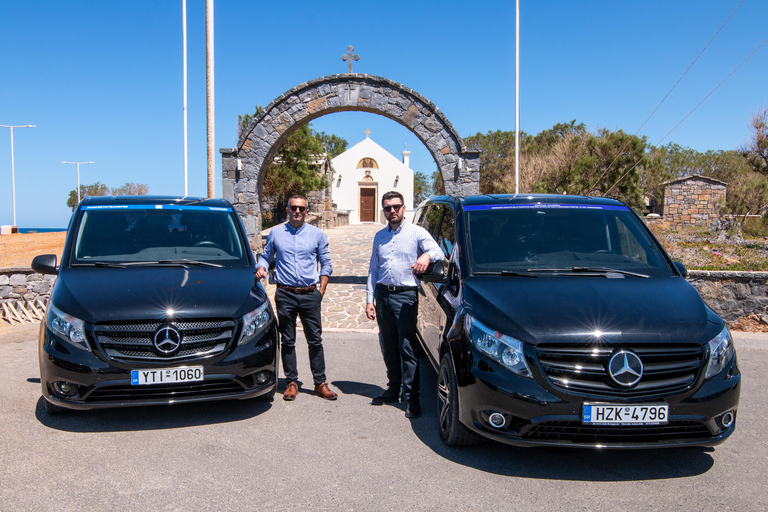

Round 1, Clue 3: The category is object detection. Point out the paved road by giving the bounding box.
[1,330,767,511]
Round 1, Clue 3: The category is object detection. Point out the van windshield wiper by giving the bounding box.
[474,270,538,278]
[71,262,127,268]
[122,260,223,268]
[527,267,649,278]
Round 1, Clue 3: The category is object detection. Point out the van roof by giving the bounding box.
[80,195,232,208]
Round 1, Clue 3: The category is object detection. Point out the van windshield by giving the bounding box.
[465,204,674,278]
[69,205,250,268]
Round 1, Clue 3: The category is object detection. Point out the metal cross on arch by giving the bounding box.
[341,45,359,73]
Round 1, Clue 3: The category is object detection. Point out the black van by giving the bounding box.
[414,194,740,448]
[33,196,278,414]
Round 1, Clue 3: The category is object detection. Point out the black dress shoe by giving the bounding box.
[371,389,400,406]
[405,401,421,418]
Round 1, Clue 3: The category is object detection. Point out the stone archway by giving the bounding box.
[220,73,480,240]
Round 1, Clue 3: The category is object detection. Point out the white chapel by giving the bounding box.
[331,131,415,224]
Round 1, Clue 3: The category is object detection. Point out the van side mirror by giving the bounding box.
[673,261,688,278]
[416,261,446,283]
[31,254,58,275]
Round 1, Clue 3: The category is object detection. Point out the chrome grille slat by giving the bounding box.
[537,343,704,398]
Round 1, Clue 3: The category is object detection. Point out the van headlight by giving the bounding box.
[705,326,735,380]
[238,302,271,346]
[465,314,532,379]
[47,304,90,352]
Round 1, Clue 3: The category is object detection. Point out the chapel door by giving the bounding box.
[360,188,376,222]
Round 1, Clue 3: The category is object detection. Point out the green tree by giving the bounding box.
[413,170,431,205]
[315,131,348,159]
[741,107,768,177]
[464,129,520,194]
[66,182,110,211]
[111,182,149,196]
[263,124,328,201]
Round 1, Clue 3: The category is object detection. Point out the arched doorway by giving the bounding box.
[220,73,480,240]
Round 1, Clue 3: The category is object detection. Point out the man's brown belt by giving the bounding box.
[277,283,316,294]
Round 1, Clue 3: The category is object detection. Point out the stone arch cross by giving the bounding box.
[220,73,480,239]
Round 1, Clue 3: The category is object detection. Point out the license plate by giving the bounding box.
[583,403,668,425]
[131,366,204,385]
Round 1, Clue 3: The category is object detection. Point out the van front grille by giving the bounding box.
[94,319,235,361]
[536,344,703,398]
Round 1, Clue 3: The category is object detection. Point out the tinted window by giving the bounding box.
[70,205,249,267]
[420,204,443,238]
[436,206,455,276]
[465,204,673,277]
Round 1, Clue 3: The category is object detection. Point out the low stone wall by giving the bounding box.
[0,268,55,324]
[688,270,768,330]
[0,268,56,301]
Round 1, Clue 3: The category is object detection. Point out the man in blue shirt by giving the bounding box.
[256,195,337,401]
[366,191,443,418]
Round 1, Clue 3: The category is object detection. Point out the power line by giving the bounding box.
[589,1,744,194]
[604,34,768,197]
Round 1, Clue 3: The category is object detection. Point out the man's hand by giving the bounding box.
[365,302,376,320]
[411,253,431,275]
[255,267,267,280]
[319,275,329,297]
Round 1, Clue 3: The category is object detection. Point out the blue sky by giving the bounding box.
[1,1,766,228]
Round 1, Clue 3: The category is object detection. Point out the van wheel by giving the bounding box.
[259,385,276,401]
[42,398,66,415]
[437,353,480,446]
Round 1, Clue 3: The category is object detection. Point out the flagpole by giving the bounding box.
[515,0,520,194]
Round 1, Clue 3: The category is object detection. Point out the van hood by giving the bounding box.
[50,266,265,324]
[462,275,716,346]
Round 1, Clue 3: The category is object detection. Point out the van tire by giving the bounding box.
[437,353,480,446]
[42,398,66,415]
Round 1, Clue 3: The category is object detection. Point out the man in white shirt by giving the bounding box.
[365,191,444,418]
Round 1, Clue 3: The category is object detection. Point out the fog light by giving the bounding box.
[255,371,270,385]
[721,411,735,428]
[488,412,506,429]
[53,381,78,397]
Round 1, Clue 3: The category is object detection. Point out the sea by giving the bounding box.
[18,228,66,234]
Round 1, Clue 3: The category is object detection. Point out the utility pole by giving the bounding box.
[61,161,95,205]
[182,0,189,196]
[205,0,215,198]
[515,0,520,195]
[1,124,36,229]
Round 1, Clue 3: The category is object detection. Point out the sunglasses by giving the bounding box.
[289,205,307,212]
[383,204,404,212]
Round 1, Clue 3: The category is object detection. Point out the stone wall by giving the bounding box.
[660,176,727,229]
[0,268,56,301]
[687,270,768,329]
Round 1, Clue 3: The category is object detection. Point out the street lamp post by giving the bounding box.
[61,161,95,205]
[1,124,36,229]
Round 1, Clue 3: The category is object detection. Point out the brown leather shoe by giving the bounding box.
[283,381,298,401]
[314,382,338,400]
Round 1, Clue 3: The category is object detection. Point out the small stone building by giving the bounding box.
[660,175,727,229]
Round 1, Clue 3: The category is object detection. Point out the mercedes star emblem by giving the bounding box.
[153,326,182,355]
[607,350,643,387]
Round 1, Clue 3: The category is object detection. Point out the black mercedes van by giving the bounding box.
[414,194,740,448]
[32,196,278,414]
